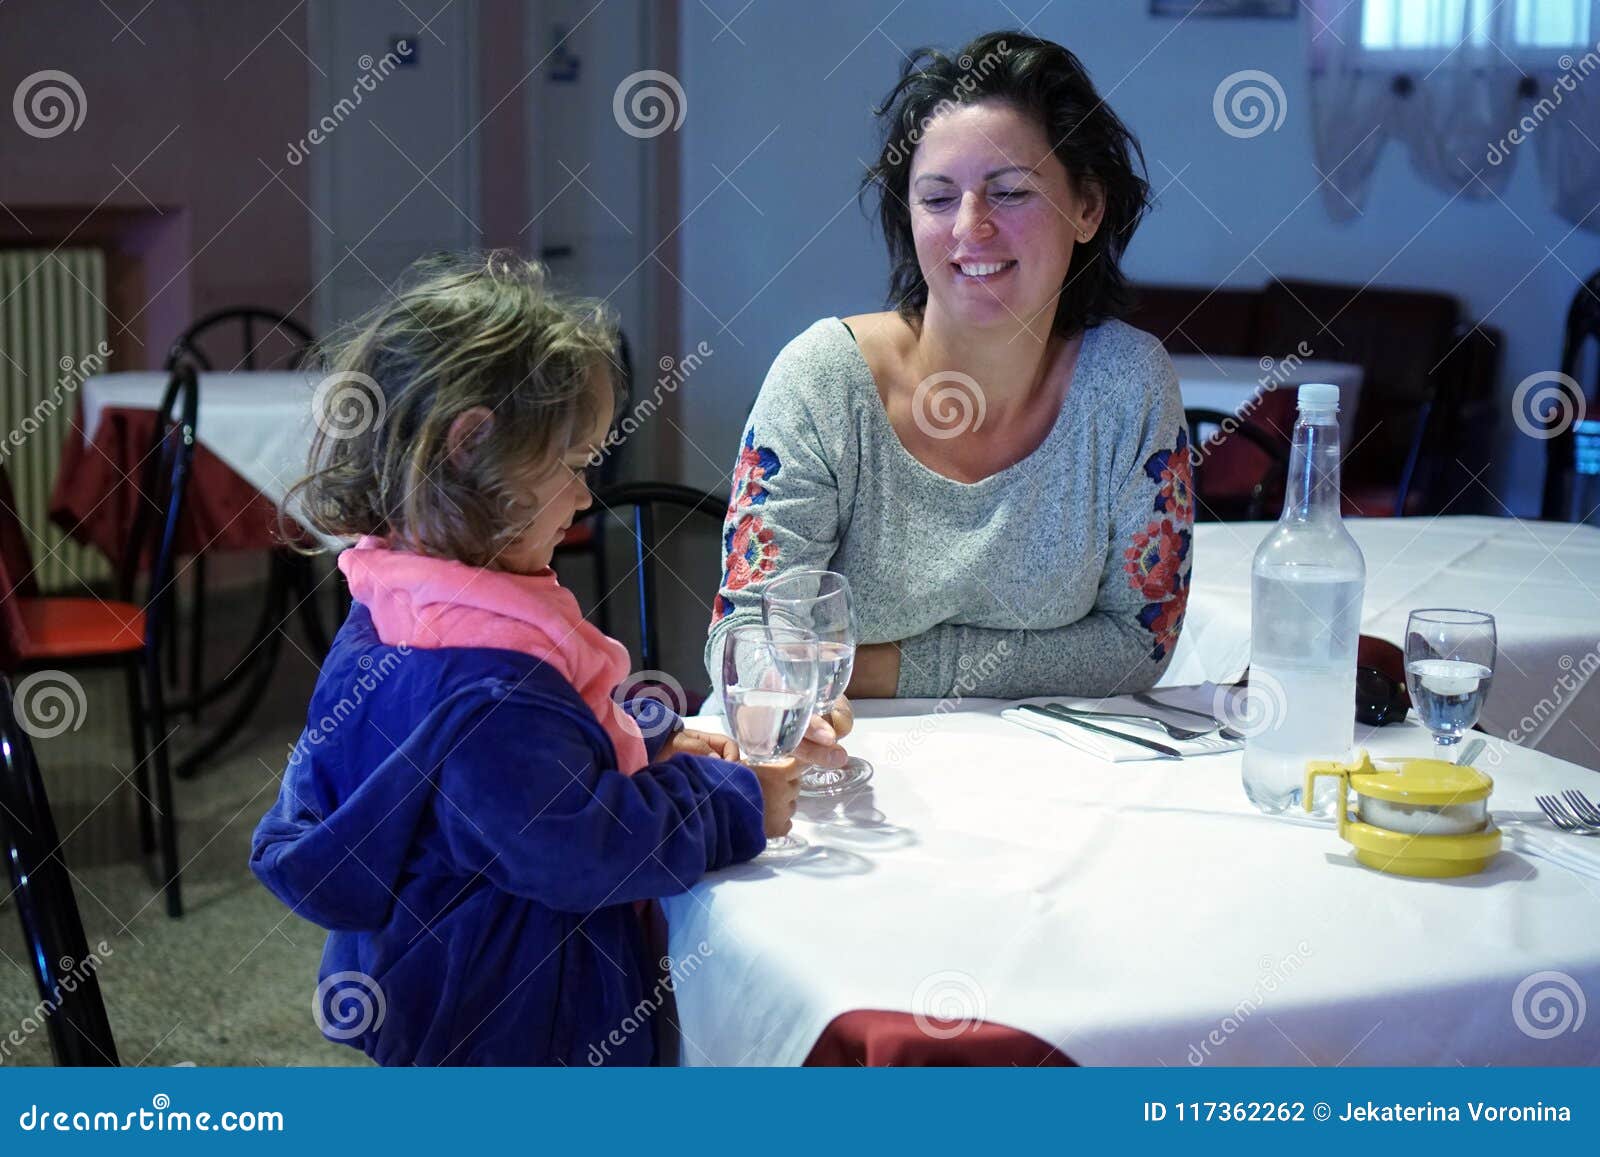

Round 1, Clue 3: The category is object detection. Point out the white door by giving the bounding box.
[307,0,481,336]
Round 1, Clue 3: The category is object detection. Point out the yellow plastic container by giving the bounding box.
[1304,751,1500,878]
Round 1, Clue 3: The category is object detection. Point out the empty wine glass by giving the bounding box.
[1404,609,1496,762]
[720,623,821,858]
[762,569,873,796]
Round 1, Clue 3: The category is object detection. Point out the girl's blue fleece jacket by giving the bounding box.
[249,603,765,1065]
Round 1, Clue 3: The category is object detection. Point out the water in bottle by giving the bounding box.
[1242,383,1367,814]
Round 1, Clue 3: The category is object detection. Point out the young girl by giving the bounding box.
[251,253,799,1066]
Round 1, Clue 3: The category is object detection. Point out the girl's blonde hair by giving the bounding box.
[285,251,623,568]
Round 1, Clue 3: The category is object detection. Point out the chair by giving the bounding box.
[163,307,317,718]
[164,306,315,373]
[589,482,726,676]
[0,678,121,1065]
[0,364,198,917]
[1542,270,1600,521]
[1184,407,1291,521]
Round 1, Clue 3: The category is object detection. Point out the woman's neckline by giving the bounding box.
[833,315,1098,490]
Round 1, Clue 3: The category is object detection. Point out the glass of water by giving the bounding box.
[762,569,873,796]
[720,624,821,858]
[1404,609,1496,762]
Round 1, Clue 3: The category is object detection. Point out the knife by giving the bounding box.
[1131,691,1245,741]
[1019,703,1184,760]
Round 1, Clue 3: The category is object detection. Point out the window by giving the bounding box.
[1359,0,1590,53]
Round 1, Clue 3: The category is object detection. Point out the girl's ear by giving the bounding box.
[446,406,495,471]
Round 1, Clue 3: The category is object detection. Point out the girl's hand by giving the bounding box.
[661,728,741,763]
[846,642,901,698]
[794,696,854,769]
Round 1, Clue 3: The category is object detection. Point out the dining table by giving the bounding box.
[1166,517,1600,771]
[661,700,1600,1068]
[50,371,335,776]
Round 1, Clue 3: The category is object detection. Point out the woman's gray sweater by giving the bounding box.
[704,317,1193,700]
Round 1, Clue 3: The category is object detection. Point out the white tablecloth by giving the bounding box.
[1173,353,1364,444]
[663,701,1600,1067]
[1164,517,1600,770]
[81,371,318,507]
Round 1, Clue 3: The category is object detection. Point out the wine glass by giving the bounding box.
[720,623,821,858]
[1404,609,1496,762]
[761,569,874,796]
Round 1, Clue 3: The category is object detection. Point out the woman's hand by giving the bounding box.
[846,642,901,698]
[794,697,854,769]
[660,728,741,763]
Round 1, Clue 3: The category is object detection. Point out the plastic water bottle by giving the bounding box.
[1242,383,1366,814]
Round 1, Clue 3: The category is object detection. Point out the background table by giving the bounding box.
[663,701,1600,1067]
[53,371,335,561]
[1165,517,1600,770]
[1173,353,1364,445]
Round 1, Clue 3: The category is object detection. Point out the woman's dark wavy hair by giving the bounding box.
[862,31,1150,339]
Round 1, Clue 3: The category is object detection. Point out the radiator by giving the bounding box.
[0,248,112,592]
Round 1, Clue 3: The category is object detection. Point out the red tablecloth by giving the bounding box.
[804,1012,1074,1067]
[50,403,286,567]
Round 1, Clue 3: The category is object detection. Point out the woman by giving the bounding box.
[706,31,1191,758]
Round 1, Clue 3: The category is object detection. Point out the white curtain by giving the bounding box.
[1307,0,1600,232]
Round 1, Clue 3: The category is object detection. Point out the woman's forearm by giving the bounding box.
[892,612,1179,700]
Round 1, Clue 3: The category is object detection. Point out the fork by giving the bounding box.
[1535,794,1600,835]
[1045,704,1213,741]
[1131,692,1247,741]
[1562,789,1600,827]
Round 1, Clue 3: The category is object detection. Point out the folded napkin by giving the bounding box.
[1498,821,1600,882]
[1002,686,1245,763]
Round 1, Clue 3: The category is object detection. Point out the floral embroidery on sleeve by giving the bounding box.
[1123,428,1193,660]
[712,431,783,624]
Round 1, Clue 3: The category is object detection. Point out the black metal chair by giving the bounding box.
[589,482,726,676]
[1543,271,1600,521]
[0,366,199,919]
[1184,407,1291,521]
[1,675,122,1065]
[164,306,315,374]
[162,308,318,720]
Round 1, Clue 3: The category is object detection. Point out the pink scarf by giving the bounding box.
[337,537,649,774]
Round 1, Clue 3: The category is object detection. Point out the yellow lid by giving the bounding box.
[1347,753,1493,806]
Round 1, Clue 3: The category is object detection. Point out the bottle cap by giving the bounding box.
[1297,383,1340,411]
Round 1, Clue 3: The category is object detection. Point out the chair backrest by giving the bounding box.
[591,482,726,675]
[0,678,120,1065]
[165,306,315,373]
[115,366,200,653]
[1184,406,1290,522]
[1544,269,1600,520]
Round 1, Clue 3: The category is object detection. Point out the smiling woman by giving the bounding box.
[706,31,1193,718]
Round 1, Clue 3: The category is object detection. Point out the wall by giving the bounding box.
[0,0,313,362]
[677,0,1600,515]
